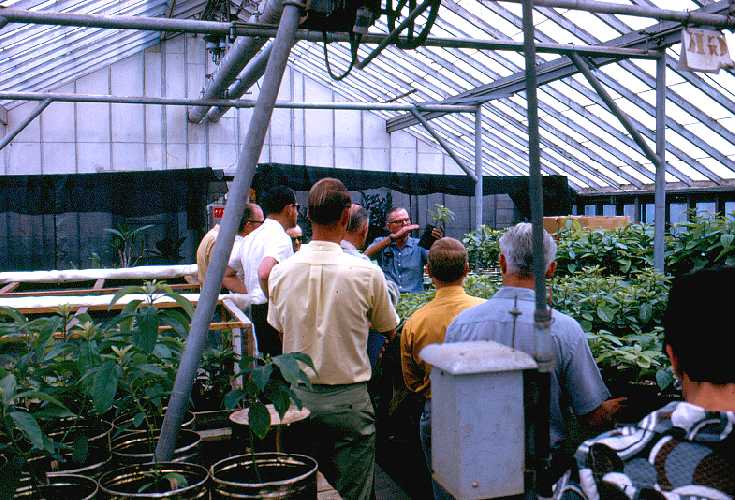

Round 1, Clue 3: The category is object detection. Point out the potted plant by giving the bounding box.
[211,351,319,498]
[98,462,209,498]
[419,204,455,249]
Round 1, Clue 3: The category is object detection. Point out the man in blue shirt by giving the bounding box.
[365,207,441,293]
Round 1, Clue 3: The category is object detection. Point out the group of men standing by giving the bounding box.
[197,180,734,500]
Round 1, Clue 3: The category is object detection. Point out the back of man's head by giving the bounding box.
[499,222,557,277]
[308,178,351,226]
[238,203,261,232]
[428,237,468,283]
[663,266,735,384]
[347,204,368,233]
[262,186,296,216]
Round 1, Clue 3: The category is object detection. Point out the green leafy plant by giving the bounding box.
[462,225,503,270]
[224,352,316,480]
[105,223,154,268]
[428,204,455,233]
[666,212,735,275]
[148,235,187,264]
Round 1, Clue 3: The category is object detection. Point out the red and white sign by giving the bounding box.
[679,28,734,73]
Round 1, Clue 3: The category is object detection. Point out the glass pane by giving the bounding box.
[696,202,716,218]
[584,205,597,216]
[669,203,688,235]
[623,204,635,221]
[644,204,655,224]
[602,205,616,216]
[725,201,735,220]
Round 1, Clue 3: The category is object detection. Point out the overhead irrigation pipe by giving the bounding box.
[206,42,274,123]
[498,0,735,29]
[410,106,477,181]
[0,92,476,112]
[187,0,284,123]
[355,0,434,69]
[474,106,484,230]
[521,0,554,496]
[155,0,304,461]
[0,8,659,59]
[0,99,51,151]
[570,53,662,169]
[654,54,666,273]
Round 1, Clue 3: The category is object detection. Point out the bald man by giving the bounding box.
[400,237,485,499]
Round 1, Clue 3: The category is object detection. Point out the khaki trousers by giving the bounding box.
[293,382,375,500]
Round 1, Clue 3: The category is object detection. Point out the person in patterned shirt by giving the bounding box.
[555,266,735,499]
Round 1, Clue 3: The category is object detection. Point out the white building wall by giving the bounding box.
[1,34,465,177]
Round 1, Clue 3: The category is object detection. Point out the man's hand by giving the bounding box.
[430,227,443,240]
[391,224,420,240]
[579,397,628,430]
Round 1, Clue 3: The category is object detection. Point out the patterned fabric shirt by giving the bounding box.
[370,236,428,293]
[555,401,735,499]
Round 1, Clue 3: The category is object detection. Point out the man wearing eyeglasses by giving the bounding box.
[286,225,303,252]
[196,202,263,292]
[365,207,442,293]
[231,186,299,356]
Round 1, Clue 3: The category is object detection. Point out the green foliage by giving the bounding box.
[105,223,154,268]
[462,225,503,270]
[555,221,654,277]
[666,212,735,275]
[224,352,315,441]
[148,235,187,263]
[428,204,455,232]
[359,191,392,229]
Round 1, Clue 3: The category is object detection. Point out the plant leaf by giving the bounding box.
[224,389,245,410]
[109,286,145,309]
[133,307,159,354]
[248,401,271,440]
[9,411,45,450]
[272,355,311,386]
[92,361,119,413]
[0,373,16,406]
[72,435,89,464]
[250,364,273,392]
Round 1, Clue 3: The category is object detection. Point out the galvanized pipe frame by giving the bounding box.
[0,8,660,59]
[498,0,735,29]
[0,99,50,151]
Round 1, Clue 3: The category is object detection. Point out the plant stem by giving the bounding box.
[248,428,262,483]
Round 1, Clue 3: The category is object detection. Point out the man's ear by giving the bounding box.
[340,207,350,227]
[463,261,470,277]
[545,261,557,278]
[665,344,682,378]
[499,253,507,274]
[426,263,432,279]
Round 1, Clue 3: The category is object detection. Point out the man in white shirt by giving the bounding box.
[229,185,298,355]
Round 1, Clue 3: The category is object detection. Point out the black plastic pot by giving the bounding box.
[210,453,318,499]
[14,473,98,499]
[27,444,112,478]
[112,429,201,466]
[47,419,113,451]
[113,409,195,434]
[99,461,209,499]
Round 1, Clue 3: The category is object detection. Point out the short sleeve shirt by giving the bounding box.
[267,241,397,384]
[445,286,610,449]
[369,236,428,293]
[230,218,293,304]
[196,225,219,284]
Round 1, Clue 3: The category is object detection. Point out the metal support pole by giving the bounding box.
[474,106,484,230]
[571,53,661,168]
[521,0,554,497]
[654,53,666,273]
[0,92,476,113]
[355,0,433,69]
[0,99,51,151]
[155,0,303,461]
[410,107,477,180]
[187,0,284,123]
[499,0,735,29]
[207,43,274,123]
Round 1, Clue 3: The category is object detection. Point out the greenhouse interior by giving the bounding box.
[1,0,735,498]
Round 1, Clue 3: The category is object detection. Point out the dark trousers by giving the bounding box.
[250,302,282,357]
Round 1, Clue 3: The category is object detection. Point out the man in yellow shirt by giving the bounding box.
[268,178,397,500]
[400,237,484,499]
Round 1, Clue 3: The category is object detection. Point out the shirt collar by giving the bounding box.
[392,236,416,248]
[340,240,357,252]
[494,286,536,301]
[639,401,735,443]
[306,240,343,252]
[434,285,469,299]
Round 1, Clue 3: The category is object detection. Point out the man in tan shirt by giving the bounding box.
[268,178,397,500]
[400,237,484,499]
[195,202,263,291]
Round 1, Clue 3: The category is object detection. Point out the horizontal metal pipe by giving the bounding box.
[498,0,735,29]
[410,107,477,180]
[0,8,658,58]
[0,91,477,112]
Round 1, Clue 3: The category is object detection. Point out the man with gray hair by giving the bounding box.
[444,223,622,482]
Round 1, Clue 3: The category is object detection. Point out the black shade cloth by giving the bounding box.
[1,168,226,272]
[252,163,572,219]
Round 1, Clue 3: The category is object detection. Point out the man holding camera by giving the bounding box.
[365,207,442,293]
